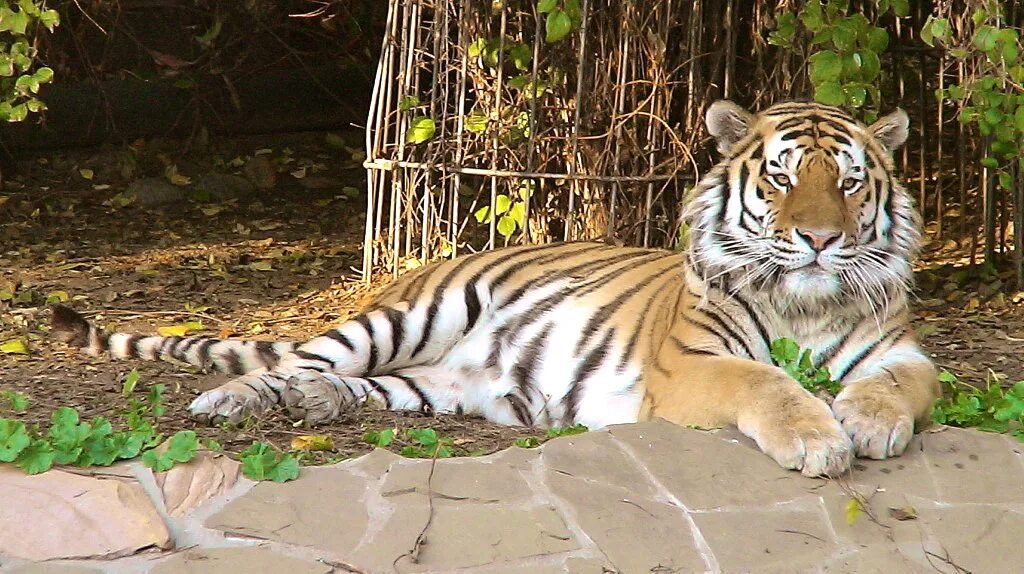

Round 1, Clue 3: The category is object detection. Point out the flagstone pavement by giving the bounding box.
[2,419,1023,573]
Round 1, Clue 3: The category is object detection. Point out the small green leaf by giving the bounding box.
[408,428,439,447]
[240,441,299,482]
[497,215,516,238]
[494,194,512,216]
[16,439,55,474]
[39,9,59,31]
[509,43,532,71]
[0,419,30,462]
[399,95,420,112]
[465,111,489,133]
[537,0,557,14]
[122,369,141,397]
[814,81,846,106]
[545,9,572,43]
[406,116,436,144]
[1,391,28,413]
[474,205,491,223]
[809,51,842,84]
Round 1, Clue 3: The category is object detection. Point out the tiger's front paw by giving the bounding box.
[832,381,914,460]
[188,381,268,425]
[282,372,357,426]
[742,396,854,477]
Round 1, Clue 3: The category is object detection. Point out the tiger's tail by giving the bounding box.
[50,305,296,375]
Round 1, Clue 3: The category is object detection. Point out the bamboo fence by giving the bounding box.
[362,0,1024,280]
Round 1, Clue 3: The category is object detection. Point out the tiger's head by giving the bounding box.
[683,100,922,315]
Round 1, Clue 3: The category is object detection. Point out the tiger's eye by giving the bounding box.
[772,174,790,187]
[842,177,860,191]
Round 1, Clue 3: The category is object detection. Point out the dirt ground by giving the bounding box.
[2,132,1024,464]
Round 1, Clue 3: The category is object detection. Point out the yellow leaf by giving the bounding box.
[201,206,224,216]
[157,321,203,337]
[291,434,334,451]
[0,195,9,208]
[965,297,980,312]
[845,498,863,525]
[169,172,191,186]
[0,338,29,355]
[79,168,94,180]
[249,261,274,272]
[45,290,69,304]
[290,167,307,179]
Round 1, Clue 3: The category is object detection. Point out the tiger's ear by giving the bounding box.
[869,108,909,151]
[705,100,753,155]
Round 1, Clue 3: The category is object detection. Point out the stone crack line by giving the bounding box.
[393,450,442,571]
[608,432,720,573]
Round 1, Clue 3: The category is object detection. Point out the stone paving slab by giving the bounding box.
[3,420,1024,573]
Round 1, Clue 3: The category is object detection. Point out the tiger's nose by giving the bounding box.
[795,228,842,252]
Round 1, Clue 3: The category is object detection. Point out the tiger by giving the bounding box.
[51,99,939,477]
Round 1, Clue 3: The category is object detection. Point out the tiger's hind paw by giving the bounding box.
[188,381,268,425]
[283,372,357,426]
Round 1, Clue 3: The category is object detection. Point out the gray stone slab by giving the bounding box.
[921,427,1024,504]
[823,545,935,574]
[920,505,1024,573]
[608,419,823,509]
[845,436,939,500]
[3,565,103,574]
[380,457,535,502]
[149,547,332,574]
[343,447,403,478]
[546,472,707,573]
[541,429,658,497]
[691,506,837,572]
[821,493,932,548]
[205,465,369,556]
[366,496,578,572]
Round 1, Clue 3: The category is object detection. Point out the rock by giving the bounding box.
[243,155,277,190]
[0,467,171,560]
[150,547,332,574]
[125,177,187,208]
[195,173,254,200]
[153,450,241,517]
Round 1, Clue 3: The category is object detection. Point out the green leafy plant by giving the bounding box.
[537,0,581,43]
[1,390,28,413]
[514,424,589,448]
[240,441,300,482]
[401,428,455,459]
[141,430,199,472]
[514,436,541,448]
[474,182,532,242]
[770,338,842,395]
[770,0,904,119]
[0,373,200,475]
[363,427,396,448]
[546,424,589,438]
[0,0,59,122]
[924,4,1024,210]
[933,370,1024,439]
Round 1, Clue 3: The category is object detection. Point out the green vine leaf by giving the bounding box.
[406,116,436,144]
[814,82,846,106]
[537,0,557,13]
[545,9,572,43]
[809,50,843,84]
